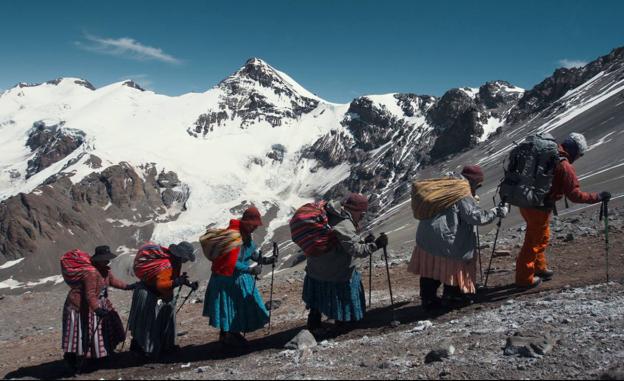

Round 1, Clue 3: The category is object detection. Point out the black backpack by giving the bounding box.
[499,133,559,208]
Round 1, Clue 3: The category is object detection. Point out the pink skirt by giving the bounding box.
[407,245,477,294]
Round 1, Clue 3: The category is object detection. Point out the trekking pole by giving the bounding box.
[381,233,399,327]
[600,200,610,284]
[476,226,483,284]
[176,287,196,314]
[484,203,505,288]
[369,249,373,308]
[268,242,278,334]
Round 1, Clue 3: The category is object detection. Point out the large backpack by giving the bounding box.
[199,228,242,261]
[289,201,336,257]
[133,244,173,282]
[60,249,96,286]
[499,133,559,208]
[411,178,472,220]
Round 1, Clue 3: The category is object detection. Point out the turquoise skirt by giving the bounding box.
[203,272,269,333]
[302,270,366,322]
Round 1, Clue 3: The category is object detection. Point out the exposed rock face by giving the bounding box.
[122,80,145,91]
[15,78,96,91]
[0,161,189,274]
[25,121,86,178]
[188,58,320,136]
[507,46,624,124]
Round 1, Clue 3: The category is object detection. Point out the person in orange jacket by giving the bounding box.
[128,241,198,357]
[515,133,611,288]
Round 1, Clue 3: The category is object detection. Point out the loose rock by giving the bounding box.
[425,341,455,363]
[504,332,556,358]
[285,330,317,351]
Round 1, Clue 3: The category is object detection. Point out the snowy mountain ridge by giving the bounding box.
[1,46,624,284]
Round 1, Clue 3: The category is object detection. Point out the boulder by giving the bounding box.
[424,340,455,363]
[285,330,317,351]
[504,332,556,358]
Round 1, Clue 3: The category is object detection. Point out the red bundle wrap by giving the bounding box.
[60,249,96,286]
[133,244,173,282]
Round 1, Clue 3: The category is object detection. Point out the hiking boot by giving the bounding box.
[422,297,443,311]
[535,269,554,281]
[307,309,322,331]
[442,294,473,309]
[518,276,542,290]
[220,332,248,348]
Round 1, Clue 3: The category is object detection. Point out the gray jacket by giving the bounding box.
[416,196,497,262]
[305,200,378,283]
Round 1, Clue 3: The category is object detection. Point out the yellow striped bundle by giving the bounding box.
[411,178,472,220]
[199,228,242,261]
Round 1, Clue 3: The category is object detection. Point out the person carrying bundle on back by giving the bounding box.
[60,246,137,373]
[128,241,197,358]
[499,132,611,288]
[408,166,507,310]
[201,206,275,347]
[291,193,386,332]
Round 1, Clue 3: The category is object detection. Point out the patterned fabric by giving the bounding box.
[302,271,366,322]
[411,178,472,220]
[61,300,125,358]
[60,249,96,286]
[407,245,477,294]
[290,201,336,257]
[200,227,242,261]
[210,220,245,277]
[203,240,269,333]
[134,244,173,282]
[128,284,177,356]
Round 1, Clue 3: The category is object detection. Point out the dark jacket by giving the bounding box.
[305,201,377,282]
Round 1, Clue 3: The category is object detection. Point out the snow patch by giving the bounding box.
[0,258,25,270]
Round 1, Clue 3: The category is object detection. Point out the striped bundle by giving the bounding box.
[60,249,96,286]
[290,201,336,257]
[411,178,472,220]
[199,228,242,261]
[133,244,173,282]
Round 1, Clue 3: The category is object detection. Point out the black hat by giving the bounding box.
[169,241,196,262]
[91,246,116,262]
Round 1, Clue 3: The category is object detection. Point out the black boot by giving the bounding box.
[420,277,442,311]
[307,308,322,331]
[63,353,78,374]
[442,285,473,308]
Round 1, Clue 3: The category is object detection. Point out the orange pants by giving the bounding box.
[515,208,551,286]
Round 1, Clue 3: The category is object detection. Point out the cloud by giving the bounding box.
[76,33,182,65]
[558,59,588,69]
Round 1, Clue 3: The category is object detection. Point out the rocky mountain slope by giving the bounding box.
[1,46,624,288]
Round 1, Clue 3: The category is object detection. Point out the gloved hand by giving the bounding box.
[94,308,109,318]
[364,234,376,244]
[600,191,612,202]
[172,275,188,288]
[492,206,509,218]
[125,282,140,291]
[375,234,388,249]
[188,281,199,292]
[260,256,276,265]
[247,266,262,276]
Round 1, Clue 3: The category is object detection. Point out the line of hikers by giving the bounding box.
[58,131,612,373]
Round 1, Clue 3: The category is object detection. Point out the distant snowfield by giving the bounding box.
[0,258,25,269]
[0,275,64,290]
[0,66,356,246]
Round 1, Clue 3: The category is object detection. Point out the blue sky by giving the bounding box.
[1,0,623,103]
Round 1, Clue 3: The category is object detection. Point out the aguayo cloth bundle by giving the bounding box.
[134,244,173,282]
[411,178,472,220]
[60,249,96,286]
[199,228,242,261]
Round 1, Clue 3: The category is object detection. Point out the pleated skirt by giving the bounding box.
[203,272,269,333]
[407,245,477,294]
[61,301,124,358]
[302,270,366,322]
[128,284,177,355]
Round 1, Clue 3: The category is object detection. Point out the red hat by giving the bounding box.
[343,193,369,212]
[461,165,485,185]
[241,206,263,227]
